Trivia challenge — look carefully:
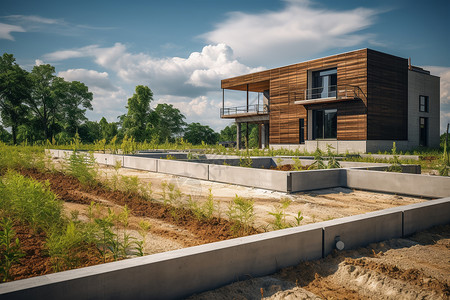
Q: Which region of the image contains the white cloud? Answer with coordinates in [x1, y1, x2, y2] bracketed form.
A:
[4, 15, 62, 25]
[44, 43, 264, 97]
[58, 68, 125, 122]
[202, 0, 380, 65]
[35, 59, 44, 66]
[0, 23, 25, 40]
[58, 68, 117, 91]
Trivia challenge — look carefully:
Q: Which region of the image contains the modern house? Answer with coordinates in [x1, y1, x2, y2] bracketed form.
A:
[220, 49, 440, 153]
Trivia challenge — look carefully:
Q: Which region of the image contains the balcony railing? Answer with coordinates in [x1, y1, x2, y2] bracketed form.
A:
[220, 104, 269, 117]
[291, 85, 365, 103]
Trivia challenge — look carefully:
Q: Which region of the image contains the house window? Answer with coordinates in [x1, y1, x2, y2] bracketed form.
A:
[419, 117, 428, 147]
[313, 109, 337, 139]
[419, 95, 429, 112]
[311, 68, 337, 99]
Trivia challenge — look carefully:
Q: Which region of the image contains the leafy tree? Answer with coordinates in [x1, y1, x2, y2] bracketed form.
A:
[0, 124, 12, 143]
[28, 64, 57, 141]
[184, 122, 219, 145]
[99, 117, 118, 142]
[219, 124, 237, 142]
[121, 85, 154, 142]
[56, 79, 93, 137]
[27, 64, 93, 141]
[78, 121, 101, 144]
[153, 103, 186, 142]
[0, 53, 31, 144]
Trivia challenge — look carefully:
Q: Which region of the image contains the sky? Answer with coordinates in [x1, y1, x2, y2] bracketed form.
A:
[1, 0, 449, 133]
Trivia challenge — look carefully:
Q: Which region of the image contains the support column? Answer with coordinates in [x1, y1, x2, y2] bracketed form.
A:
[246, 122, 249, 148]
[260, 124, 266, 148]
[236, 122, 242, 149]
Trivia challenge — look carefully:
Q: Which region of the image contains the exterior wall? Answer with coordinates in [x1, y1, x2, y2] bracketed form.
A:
[223, 49, 369, 145]
[223, 49, 439, 152]
[366, 49, 408, 140]
[407, 70, 440, 148]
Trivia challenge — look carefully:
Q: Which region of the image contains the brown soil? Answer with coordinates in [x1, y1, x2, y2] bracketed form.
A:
[3, 168, 258, 282]
[190, 225, 450, 299]
[270, 164, 311, 171]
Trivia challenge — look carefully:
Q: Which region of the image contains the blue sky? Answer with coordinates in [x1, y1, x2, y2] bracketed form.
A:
[1, 0, 449, 132]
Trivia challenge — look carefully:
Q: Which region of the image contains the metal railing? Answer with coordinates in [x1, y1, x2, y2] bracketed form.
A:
[220, 104, 269, 117]
[291, 85, 365, 102]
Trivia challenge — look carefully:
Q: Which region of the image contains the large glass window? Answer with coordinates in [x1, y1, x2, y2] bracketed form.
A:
[419, 95, 429, 112]
[419, 117, 428, 147]
[311, 68, 337, 99]
[313, 109, 337, 139]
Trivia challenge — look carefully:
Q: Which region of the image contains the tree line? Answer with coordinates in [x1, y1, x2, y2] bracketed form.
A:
[0, 52, 253, 146]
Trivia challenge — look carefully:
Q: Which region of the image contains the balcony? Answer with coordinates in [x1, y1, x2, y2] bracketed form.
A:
[292, 85, 365, 105]
[220, 104, 269, 119]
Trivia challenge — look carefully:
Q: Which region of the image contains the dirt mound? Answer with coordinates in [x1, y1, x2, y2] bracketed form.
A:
[192, 225, 450, 299]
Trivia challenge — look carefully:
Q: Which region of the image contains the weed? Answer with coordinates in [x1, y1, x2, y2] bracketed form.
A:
[269, 198, 292, 230]
[387, 142, 402, 172]
[0, 218, 24, 282]
[66, 151, 97, 186]
[292, 157, 303, 171]
[166, 155, 176, 160]
[0, 170, 63, 233]
[227, 195, 255, 236]
[134, 220, 151, 256]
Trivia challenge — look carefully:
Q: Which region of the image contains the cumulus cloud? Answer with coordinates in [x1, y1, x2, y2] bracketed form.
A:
[57, 68, 125, 122]
[58, 68, 117, 91]
[44, 43, 264, 97]
[202, 0, 380, 65]
[0, 23, 25, 40]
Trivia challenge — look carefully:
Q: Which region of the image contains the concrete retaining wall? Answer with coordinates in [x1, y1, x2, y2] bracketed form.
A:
[2, 198, 448, 299]
[290, 169, 345, 192]
[158, 159, 209, 180]
[321, 207, 403, 256]
[346, 169, 450, 198]
[46, 150, 444, 197]
[209, 164, 288, 192]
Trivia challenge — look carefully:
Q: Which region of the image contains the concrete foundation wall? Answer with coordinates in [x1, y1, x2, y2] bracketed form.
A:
[123, 156, 158, 172]
[346, 169, 450, 198]
[290, 169, 345, 192]
[2, 198, 448, 299]
[0, 225, 323, 300]
[209, 164, 288, 192]
[158, 159, 209, 180]
[321, 207, 403, 256]
[402, 198, 450, 236]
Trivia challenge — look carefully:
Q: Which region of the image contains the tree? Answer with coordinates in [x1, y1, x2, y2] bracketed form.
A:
[28, 64, 57, 140]
[99, 117, 118, 142]
[57, 79, 93, 137]
[122, 85, 154, 142]
[0, 124, 12, 143]
[0, 53, 31, 144]
[153, 103, 186, 142]
[27, 64, 93, 141]
[184, 122, 219, 145]
[219, 124, 237, 142]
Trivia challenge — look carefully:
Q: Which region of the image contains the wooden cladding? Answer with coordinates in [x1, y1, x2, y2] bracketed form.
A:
[366, 49, 408, 140]
[222, 48, 408, 144]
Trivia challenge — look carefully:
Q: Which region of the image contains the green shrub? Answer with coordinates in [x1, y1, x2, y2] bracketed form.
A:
[0, 170, 63, 233]
[66, 151, 98, 186]
[227, 195, 254, 236]
[0, 218, 24, 282]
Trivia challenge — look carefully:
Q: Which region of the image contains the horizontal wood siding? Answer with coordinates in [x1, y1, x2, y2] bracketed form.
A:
[266, 49, 367, 144]
[367, 49, 408, 140]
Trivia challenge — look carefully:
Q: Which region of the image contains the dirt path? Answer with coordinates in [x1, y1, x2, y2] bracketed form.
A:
[94, 163, 427, 230]
[189, 225, 450, 299]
